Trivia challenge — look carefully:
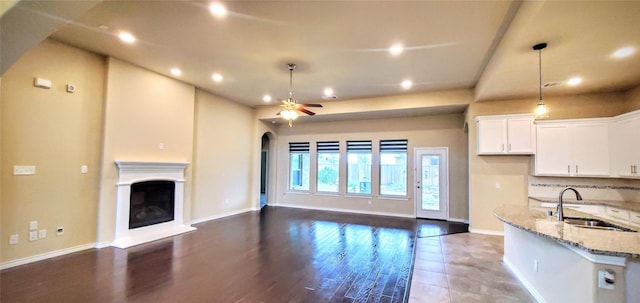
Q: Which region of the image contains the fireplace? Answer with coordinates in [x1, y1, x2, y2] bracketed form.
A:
[129, 181, 175, 229]
[112, 161, 196, 248]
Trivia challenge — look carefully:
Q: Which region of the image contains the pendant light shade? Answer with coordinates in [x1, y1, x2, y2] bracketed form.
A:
[533, 43, 549, 119]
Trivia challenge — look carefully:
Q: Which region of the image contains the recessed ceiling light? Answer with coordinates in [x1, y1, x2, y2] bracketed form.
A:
[263, 94, 272, 102]
[118, 31, 136, 44]
[613, 46, 635, 58]
[170, 68, 182, 76]
[389, 43, 403, 56]
[567, 77, 582, 86]
[323, 88, 334, 97]
[209, 2, 227, 17]
[211, 73, 223, 82]
[401, 80, 412, 89]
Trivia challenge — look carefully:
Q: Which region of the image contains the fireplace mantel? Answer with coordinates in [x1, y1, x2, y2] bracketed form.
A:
[112, 161, 195, 248]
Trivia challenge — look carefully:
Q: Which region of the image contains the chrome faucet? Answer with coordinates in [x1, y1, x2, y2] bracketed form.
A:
[557, 186, 583, 221]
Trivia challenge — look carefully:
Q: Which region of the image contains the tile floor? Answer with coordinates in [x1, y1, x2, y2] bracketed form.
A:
[408, 233, 535, 303]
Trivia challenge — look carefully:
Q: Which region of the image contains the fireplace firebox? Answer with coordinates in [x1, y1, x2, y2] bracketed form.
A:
[129, 180, 175, 229]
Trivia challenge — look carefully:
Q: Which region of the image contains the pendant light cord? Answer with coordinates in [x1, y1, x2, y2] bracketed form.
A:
[538, 48, 543, 101]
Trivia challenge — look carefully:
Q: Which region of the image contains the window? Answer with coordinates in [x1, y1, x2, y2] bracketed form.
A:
[379, 139, 408, 196]
[289, 142, 310, 190]
[347, 140, 372, 194]
[317, 141, 340, 193]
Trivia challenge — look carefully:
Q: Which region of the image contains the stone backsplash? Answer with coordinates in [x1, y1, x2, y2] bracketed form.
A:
[529, 176, 640, 202]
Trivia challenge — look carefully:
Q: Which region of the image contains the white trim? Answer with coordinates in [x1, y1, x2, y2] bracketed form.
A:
[560, 243, 627, 267]
[503, 256, 547, 303]
[95, 241, 112, 249]
[190, 208, 255, 225]
[1, 243, 96, 270]
[377, 195, 409, 201]
[469, 228, 504, 236]
[277, 203, 414, 218]
[448, 217, 469, 224]
[344, 194, 373, 199]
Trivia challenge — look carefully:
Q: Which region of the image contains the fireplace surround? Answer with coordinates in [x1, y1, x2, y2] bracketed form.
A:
[112, 161, 196, 248]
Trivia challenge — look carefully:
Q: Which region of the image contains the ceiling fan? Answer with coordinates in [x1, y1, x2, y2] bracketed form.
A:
[277, 63, 323, 127]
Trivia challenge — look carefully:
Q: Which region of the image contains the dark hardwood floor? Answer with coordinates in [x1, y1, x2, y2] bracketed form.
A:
[1, 207, 463, 303]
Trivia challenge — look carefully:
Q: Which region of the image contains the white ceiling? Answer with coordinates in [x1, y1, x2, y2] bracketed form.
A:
[2, 0, 640, 107]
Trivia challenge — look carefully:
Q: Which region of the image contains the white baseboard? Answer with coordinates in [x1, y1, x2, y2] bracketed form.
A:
[1, 243, 96, 270]
[276, 203, 415, 219]
[469, 228, 504, 236]
[448, 217, 469, 224]
[503, 256, 546, 303]
[95, 241, 112, 249]
[190, 208, 254, 225]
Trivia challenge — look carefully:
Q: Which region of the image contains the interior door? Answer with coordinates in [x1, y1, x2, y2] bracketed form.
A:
[415, 147, 448, 220]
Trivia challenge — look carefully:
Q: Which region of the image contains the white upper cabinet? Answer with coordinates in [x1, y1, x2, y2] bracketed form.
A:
[610, 111, 640, 178]
[476, 114, 535, 155]
[535, 119, 610, 177]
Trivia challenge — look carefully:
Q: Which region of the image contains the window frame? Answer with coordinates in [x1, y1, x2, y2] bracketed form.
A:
[288, 142, 310, 192]
[378, 139, 409, 198]
[346, 140, 373, 196]
[316, 141, 340, 194]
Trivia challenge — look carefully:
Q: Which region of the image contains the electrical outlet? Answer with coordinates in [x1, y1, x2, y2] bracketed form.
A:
[29, 220, 38, 231]
[13, 165, 36, 175]
[29, 231, 38, 241]
[39, 229, 47, 239]
[56, 226, 64, 236]
[9, 234, 19, 245]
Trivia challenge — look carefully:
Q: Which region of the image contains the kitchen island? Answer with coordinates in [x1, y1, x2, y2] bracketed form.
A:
[494, 205, 640, 303]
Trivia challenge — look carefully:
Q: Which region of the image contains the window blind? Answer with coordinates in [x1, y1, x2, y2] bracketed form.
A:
[289, 142, 310, 153]
[347, 140, 372, 152]
[380, 139, 408, 152]
[317, 141, 339, 152]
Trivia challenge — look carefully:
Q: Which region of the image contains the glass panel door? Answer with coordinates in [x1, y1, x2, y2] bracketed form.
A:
[416, 148, 448, 220]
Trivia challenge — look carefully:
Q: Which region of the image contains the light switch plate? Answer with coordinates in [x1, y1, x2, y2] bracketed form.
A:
[29, 231, 38, 241]
[9, 234, 19, 245]
[14, 166, 36, 175]
[29, 220, 38, 231]
[38, 229, 47, 239]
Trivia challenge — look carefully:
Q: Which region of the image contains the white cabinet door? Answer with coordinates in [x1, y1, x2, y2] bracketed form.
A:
[611, 114, 640, 178]
[536, 124, 571, 176]
[507, 117, 536, 153]
[535, 120, 610, 176]
[476, 114, 534, 155]
[477, 118, 506, 154]
[572, 123, 609, 176]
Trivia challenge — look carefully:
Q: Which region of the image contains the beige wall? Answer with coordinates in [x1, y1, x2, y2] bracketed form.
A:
[1, 40, 105, 262]
[273, 114, 468, 220]
[191, 89, 255, 220]
[97, 58, 195, 243]
[466, 92, 630, 232]
[625, 85, 640, 112]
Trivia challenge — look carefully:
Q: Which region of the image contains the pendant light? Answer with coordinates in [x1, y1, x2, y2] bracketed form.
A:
[533, 43, 549, 119]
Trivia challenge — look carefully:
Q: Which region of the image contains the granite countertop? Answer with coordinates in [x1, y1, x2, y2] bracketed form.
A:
[529, 196, 640, 213]
[494, 205, 640, 258]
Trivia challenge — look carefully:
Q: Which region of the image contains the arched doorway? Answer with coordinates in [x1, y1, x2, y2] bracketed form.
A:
[260, 133, 270, 208]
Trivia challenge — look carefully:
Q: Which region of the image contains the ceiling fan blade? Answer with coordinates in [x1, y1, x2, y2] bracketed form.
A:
[298, 108, 316, 116]
[299, 103, 323, 108]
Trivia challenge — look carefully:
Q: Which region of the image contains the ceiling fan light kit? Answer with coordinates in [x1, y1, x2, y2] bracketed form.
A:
[277, 63, 323, 127]
[533, 42, 549, 119]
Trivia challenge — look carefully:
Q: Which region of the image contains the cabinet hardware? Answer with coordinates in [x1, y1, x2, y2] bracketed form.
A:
[576, 165, 579, 174]
[508, 144, 511, 151]
[610, 209, 620, 213]
[567, 165, 570, 174]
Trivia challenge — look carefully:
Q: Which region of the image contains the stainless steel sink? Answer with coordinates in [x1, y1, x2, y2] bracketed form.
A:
[564, 217, 637, 232]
